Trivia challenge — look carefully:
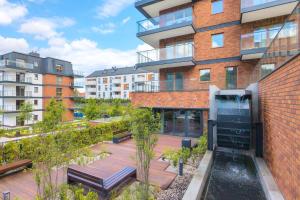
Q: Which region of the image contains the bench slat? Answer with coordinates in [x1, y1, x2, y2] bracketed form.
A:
[0, 159, 32, 175]
[104, 167, 135, 187]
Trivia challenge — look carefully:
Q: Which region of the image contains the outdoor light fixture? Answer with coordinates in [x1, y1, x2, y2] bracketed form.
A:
[3, 191, 10, 200]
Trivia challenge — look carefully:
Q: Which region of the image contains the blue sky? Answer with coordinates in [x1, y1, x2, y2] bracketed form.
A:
[0, 0, 151, 74]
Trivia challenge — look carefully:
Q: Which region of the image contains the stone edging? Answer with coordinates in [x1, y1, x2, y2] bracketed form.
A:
[182, 150, 213, 200]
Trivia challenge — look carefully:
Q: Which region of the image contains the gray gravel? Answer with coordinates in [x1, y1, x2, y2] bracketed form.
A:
[156, 157, 201, 200]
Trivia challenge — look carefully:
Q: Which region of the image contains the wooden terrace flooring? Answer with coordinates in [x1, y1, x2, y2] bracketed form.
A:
[0, 135, 182, 200]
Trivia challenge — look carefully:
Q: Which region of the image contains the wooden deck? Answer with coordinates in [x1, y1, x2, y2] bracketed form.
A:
[0, 135, 182, 200]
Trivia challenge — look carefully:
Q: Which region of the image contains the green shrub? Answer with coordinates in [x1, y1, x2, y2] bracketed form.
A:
[0, 119, 130, 165]
[191, 134, 208, 161]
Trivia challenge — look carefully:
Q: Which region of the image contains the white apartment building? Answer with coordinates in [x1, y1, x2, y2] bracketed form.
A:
[0, 52, 83, 128]
[85, 67, 158, 99]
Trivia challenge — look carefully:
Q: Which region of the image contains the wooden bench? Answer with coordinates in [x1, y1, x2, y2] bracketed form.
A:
[112, 131, 132, 144]
[0, 159, 32, 176]
[67, 166, 136, 192]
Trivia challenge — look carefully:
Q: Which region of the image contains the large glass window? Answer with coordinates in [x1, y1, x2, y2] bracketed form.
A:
[225, 67, 237, 89]
[175, 73, 183, 91]
[261, 64, 275, 77]
[212, 33, 224, 48]
[254, 28, 267, 48]
[200, 69, 211, 81]
[212, 0, 223, 14]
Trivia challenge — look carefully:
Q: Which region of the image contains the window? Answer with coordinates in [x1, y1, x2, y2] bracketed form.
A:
[254, 28, 266, 48]
[34, 74, 38, 80]
[212, 0, 223, 14]
[34, 115, 38, 121]
[34, 100, 38, 105]
[124, 92, 127, 98]
[105, 85, 108, 91]
[98, 85, 101, 91]
[56, 88, 62, 97]
[33, 61, 38, 68]
[200, 69, 211, 81]
[103, 78, 108, 84]
[261, 64, 275, 77]
[124, 84, 129, 90]
[225, 67, 237, 89]
[212, 33, 224, 48]
[34, 87, 39, 93]
[55, 64, 63, 72]
[123, 76, 127, 82]
[56, 76, 63, 85]
[103, 92, 105, 98]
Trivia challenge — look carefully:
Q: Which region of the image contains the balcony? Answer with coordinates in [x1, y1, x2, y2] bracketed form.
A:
[241, 0, 298, 23]
[72, 70, 84, 77]
[70, 81, 84, 88]
[136, 42, 195, 70]
[2, 105, 21, 112]
[112, 78, 122, 84]
[137, 7, 195, 48]
[0, 76, 32, 84]
[135, 0, 195, 18]
[0, 59, 34, 71]
[0, 90, 33, 98]
[130, 79, 209, 109]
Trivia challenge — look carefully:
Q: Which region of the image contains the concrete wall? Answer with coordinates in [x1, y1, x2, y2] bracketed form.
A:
[258, 55, 300, 200]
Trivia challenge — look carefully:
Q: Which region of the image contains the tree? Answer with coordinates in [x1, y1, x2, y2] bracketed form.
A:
[41, 98, 65, 132]
[19, 102, 33, 125]
[130, 108, 160, 200]
[82, 99, 100, 120]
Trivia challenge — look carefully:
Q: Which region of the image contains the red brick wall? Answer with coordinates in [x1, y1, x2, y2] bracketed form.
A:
[130, 90, 209, 109]
[258, 55, 300, 200]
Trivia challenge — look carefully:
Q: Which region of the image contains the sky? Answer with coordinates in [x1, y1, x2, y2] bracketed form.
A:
[0, 0, 152, 75]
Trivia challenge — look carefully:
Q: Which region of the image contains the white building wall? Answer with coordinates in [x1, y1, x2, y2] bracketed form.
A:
[0, 71, 44, 127]
[85, 72, 158, 99]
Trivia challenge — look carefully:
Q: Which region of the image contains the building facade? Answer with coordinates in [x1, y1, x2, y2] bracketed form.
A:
[0, 52, 84, 127]
[131, 0, 298, 137]
[85, 67, 158, 99]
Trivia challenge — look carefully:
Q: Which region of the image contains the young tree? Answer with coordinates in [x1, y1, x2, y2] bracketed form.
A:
[19, 102, 33, 125]
[82, 99, 100, 120]
[130, 108, 160, 200]
[41, 98, 65, 132]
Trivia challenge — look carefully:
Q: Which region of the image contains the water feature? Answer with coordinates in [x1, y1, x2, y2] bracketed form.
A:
[201, 151, 266, 200]
[216, 94, 252, 150]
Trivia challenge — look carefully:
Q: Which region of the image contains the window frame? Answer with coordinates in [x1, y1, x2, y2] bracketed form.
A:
[212, 0, 224, 15]
[211, 33, 224, 48]
[200, 69, 211, 82]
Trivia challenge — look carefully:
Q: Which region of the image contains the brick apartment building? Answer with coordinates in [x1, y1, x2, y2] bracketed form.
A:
[0, 52, 84, 127]
[86, 67, 158, 99]
[131, 0, 299, 199]
[131, 0, 298, 136]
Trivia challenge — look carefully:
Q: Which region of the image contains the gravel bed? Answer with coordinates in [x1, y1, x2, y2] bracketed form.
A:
[156, 155, 203, 200]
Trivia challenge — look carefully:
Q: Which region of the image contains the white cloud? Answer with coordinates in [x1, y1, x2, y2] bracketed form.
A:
[92, 23, 116, 35]
[0, 35, 29, 54]
[19, 17, 75, 40]
[122, 16, 131, 25]
[27, 0, 45, 3]
[39, 38, 137, 75]
[96, 0, 135, 19]
[0, 0, 27, 25]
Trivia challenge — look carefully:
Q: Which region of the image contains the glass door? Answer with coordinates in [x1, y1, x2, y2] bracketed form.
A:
[175, 73, 183, 91]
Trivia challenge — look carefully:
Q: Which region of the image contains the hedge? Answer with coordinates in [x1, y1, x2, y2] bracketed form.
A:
[0, 119, 130, 165]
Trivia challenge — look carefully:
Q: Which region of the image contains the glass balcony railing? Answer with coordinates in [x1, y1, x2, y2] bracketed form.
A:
[73, 70, 84, 77]
[0, 75, 32, 83]
[241, 0, 282, 10]
[137, 42, 194, 64]
[241, 27, 281, 51]
[137, 7, 193, 33]
[133, 79, 209, 93]
[2, 105, 21, 112]
[70, 82, 84, 88]
[0, 90, 33, 97]
[0, 59, 34, 70]
[249, 2, 299, 81]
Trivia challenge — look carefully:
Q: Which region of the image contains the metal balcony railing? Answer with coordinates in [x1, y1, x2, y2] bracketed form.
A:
[133, 79, 209, 93]
[0, 75, 32, 83]
[241, 0, 283, 9]
[137, 7, 193, 33]
[0, 59, 34, 70]
[0, 90, 33, 97]
[137, 42, 194, 64]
